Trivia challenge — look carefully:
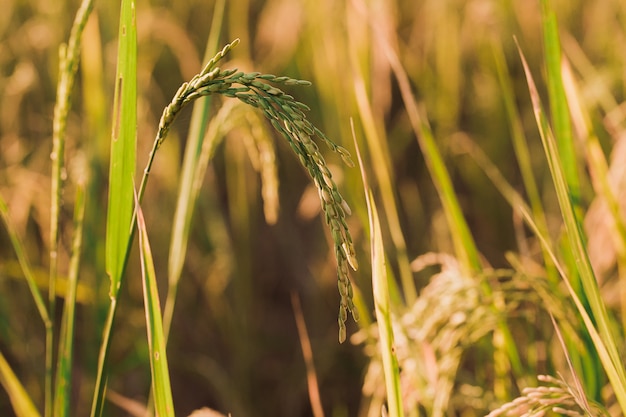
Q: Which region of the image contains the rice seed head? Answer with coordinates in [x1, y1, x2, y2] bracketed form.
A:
[148, 39, 358, 342]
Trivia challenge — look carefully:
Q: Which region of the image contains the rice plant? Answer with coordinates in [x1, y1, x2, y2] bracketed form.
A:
[2, 0, 626, 416]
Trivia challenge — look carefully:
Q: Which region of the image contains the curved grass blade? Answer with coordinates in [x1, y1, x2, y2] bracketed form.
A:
[136, 195, 175, 417]
[0, 351, 40, 417]
[516, 193, 626, 416]
[517, 40, 626, 413]
[368, 194, 403, 417]
[353, 121, 404, 416]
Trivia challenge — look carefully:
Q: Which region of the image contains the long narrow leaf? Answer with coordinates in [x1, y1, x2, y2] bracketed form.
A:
[136, 198, 175, 417]
[353, 121, 404, 416]
[350, 46, 416, 304]
[540, 0, 581, 212]
[517, 40, 626, 413]
[49, 1, 94, 414]
[93, 1, 137, 415]
[517, 190, 626, 415]
[105, 0, 137, 298]
[368, 189, 404, 417]
[0, 351, 40, 417]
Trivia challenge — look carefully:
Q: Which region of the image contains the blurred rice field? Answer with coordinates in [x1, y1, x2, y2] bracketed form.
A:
[1, 0, 626, 416]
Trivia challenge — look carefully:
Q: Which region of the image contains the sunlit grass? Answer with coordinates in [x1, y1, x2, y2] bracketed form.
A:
[1, 0, 626, 416]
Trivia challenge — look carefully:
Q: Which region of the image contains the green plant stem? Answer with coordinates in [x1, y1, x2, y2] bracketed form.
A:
[49, 1, 94, 415]
[54, 182, 86, 417]
[353, 123, 404, 417]
[90, 299, 116, 417]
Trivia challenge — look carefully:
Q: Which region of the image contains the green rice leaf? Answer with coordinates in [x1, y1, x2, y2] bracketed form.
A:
[354, 122, 404, 416]
[368, 190, 404, 417]
[540, 0, 581, 213]
[136, 197, 175, 417]
[93, 1, 137, 415]
[105, 0, 137, 298]
[517, 40, 626, 414]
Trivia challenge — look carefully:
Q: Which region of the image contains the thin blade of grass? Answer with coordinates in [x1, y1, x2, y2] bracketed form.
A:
[368, 191, 403, 417]
[0, 351, 40, 417]
[164, 0, 226, 340]
[562, 57, 626, 333]
[351, 0, 481, 274]
[538, 11, 597, 388]
[0, 196, 51, 329]
[540, 3, 604, 396]
[136, 195, 175, 417]
[291, 293, 324, 417]
[353, 121, 404, 417]
[491, 40, 558, 280]
[49, 2, 94, 414]
[53, 180, 86, 417]
[349, 36, 416, 304]
[518, 193, 626, 415]
[540, 0, 581, 214]
[517, 40, 626, 413]
[93, 1, 137, 415]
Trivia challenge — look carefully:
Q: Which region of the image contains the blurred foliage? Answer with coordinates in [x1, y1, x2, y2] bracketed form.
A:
[1, 0, 626, 416]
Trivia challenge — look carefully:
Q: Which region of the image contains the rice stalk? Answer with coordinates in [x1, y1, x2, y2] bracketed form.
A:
[352, 118, 404, 416]
[49, 1, 94, 415]
[486, 375, 608, 417]
[53, 161, 87, 417]
[354, 254, 497, 416]
[139, 38, 358, 341]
